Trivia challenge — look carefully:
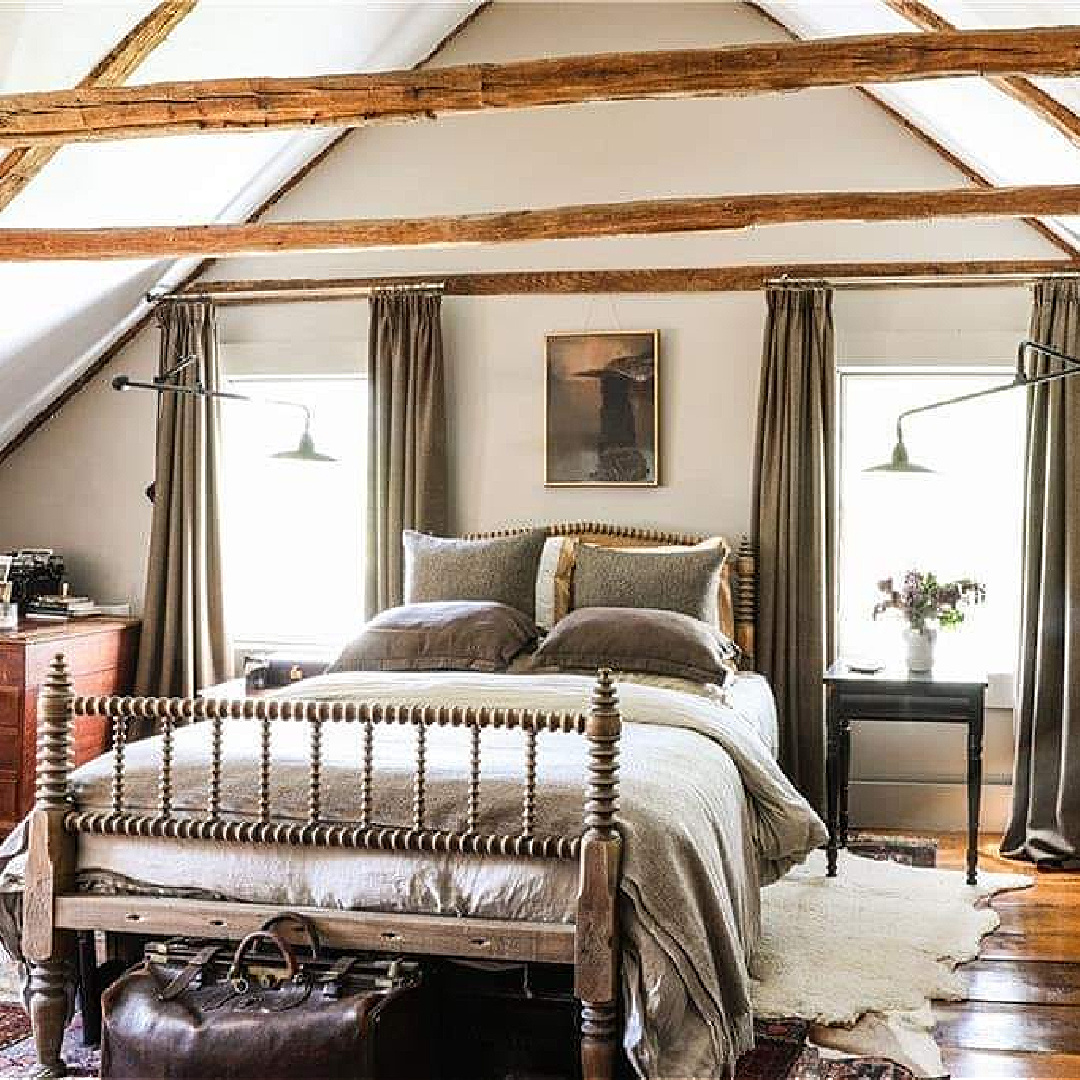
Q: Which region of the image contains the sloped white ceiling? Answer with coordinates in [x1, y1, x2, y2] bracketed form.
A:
[0, 0, 477, 450]
[760, 1, 1080, 243]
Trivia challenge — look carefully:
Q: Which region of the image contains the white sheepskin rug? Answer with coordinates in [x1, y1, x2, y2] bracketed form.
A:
[750, 848, 1031, 1076]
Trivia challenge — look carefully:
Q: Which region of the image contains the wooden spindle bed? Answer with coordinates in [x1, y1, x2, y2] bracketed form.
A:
[21, 523, 757, 1079]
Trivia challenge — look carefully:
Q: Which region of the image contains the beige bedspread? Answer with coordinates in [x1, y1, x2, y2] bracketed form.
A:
[0, 670, 824, 1078]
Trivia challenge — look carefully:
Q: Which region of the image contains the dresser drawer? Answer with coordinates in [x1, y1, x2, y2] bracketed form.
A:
[0, 688, 22, 728]
[0, 779, 22, 826]
[0, 650, 23, 686]
[0, 727, 20, 772]
[833, 690, 978, 722]
[26, 630, 135, 683]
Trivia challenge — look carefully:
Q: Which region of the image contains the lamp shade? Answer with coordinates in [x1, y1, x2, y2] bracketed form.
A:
[271, 424, 337, 463]
[864, 437, 934, 475]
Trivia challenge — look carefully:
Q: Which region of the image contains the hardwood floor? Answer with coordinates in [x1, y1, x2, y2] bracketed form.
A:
[931, 833, 1080, 1078]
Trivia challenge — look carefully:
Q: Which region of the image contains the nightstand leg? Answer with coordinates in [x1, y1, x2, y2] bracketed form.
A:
[839, 718, 851, 848]
[966, 706, 985, 886]
[825, 690, 840, 876]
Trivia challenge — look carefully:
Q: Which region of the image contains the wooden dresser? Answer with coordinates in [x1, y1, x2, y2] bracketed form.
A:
[0, 616, 140, 833]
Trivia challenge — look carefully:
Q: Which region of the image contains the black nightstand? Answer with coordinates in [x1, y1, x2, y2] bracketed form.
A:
[823, 660, 988, 885]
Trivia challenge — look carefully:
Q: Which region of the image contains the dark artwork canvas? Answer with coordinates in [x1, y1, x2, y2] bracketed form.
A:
[545, 331, 659, 486]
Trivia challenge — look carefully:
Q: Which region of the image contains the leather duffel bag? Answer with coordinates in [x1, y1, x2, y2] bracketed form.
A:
[100, 913, 433, 1080]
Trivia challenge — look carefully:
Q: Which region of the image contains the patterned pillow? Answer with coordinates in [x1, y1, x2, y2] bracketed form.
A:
[403, 529, 547, 619]
[571, 541, 726, 624]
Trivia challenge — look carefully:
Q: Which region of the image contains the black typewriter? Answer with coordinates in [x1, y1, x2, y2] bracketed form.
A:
[5, 549, 65, 607]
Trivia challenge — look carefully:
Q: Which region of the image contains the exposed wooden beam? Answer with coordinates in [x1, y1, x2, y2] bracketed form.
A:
[4, 184, 1080, 260]
[884, 0, 1080, 155]
[3, 26, 1080, 147]
[0, 1, 195, 213]
[167, 261, 1080, 301]
[745, 2, 1080, 259]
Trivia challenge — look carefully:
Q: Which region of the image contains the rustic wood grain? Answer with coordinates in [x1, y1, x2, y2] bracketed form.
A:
[162, 260, 1080, 302]
[55, 895, 576, 964]
[0, 1, 195, 213]
[5, 184, 1080, 260]
[3, 27, 1080, 146]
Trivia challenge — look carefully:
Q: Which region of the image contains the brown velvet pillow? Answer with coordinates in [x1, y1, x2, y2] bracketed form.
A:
[531, 607, 736, 684]
[329, 602, 539, 674]
[403, 529, 547, 619]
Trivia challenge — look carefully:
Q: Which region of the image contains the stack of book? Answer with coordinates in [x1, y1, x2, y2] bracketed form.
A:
[25, 594, 96, 621]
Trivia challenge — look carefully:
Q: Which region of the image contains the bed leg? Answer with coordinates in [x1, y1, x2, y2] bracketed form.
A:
[576, 669, 623, 1080]
[28, 960, 71, 1078]
[23, 655, 76, 1078]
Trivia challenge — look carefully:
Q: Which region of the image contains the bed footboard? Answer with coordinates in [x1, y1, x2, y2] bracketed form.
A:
[23, 656, 623, 1080]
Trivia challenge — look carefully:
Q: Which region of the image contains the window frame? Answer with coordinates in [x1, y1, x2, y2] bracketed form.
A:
[835, 364, 1025, 706]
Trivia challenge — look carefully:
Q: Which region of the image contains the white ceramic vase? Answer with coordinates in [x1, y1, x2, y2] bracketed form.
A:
[903, 623, 938, 672]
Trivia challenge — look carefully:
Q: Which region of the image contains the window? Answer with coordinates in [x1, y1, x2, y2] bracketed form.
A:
[837, 370, 1025, 679]
[221, 375, 366, 649]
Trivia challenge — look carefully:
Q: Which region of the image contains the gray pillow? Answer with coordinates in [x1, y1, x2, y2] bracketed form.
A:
[403, 529, 547, 618]
[531, 607, 735, 684]
[572, 542, 726, 623]
[330, 602, 538, 674]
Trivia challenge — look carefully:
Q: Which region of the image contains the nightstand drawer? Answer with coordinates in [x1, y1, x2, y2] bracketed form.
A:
[835, 690, 977, 721]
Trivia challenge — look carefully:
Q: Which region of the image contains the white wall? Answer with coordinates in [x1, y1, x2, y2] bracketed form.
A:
[0, 1, 1058, 830]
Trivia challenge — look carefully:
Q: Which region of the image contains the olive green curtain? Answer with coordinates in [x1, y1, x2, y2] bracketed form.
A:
[135, 300, 230, 701]
[753, 286, 836, 815]
[1002, 279, 1080, 864]
[365, 289, 449, 617]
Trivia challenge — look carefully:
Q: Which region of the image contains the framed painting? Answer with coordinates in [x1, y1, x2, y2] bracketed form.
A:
[544, 330, 659, 487]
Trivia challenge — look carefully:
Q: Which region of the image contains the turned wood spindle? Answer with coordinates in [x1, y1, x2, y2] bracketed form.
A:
[359, 719, 373, 829]
[159, 713, 173, 816]
[208, 714, 222, 819]
[413, 717, 426, 832]
[577, 667, 623, 1080]
[467, 723, 481, 833]
[309, 717, 322, 825]
[523, 722, 537, 838]
[258, 716, 271, 823]
[111, 712, 127, 814]
[26, 654, 77, 1080]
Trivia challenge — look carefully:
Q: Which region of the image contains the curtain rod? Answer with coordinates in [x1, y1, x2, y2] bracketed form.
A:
[144, 268, 1080, 304]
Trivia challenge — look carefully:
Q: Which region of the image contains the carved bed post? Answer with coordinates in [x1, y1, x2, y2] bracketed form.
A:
[735, 536, 757, 670]
[24, 654, 76, 1079]
[576, 668, 623, 1080]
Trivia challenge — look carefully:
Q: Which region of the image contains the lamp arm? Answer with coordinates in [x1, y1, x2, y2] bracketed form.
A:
[893, 338, 1080, 444]
[111, 375, 312, 427]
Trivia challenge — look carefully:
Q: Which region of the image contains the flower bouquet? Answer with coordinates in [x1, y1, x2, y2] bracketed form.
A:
[873, 570, 985, 671]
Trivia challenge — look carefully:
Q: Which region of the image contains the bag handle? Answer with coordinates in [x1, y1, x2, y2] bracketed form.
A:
[227, 929, 299, 986]
[259, 912, 322, 961]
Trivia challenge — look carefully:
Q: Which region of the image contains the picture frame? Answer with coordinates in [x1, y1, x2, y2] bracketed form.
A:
[544, 330, 659, 487]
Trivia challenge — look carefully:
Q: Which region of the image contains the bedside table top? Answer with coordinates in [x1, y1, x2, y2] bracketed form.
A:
[825, 659, 987, 689]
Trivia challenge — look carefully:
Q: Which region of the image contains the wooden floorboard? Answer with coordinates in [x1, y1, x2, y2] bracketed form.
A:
[914, 832, 1080, 1075]
[942, 1047, 1080, 1079]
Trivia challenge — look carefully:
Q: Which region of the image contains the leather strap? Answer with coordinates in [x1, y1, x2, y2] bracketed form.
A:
[227, 929, 299, 985]
[260, 912, 323, 962]
[159, 944, 222, 1002]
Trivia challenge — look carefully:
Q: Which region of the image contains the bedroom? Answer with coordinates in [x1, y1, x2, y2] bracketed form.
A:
[0, 1, 1076, 1077]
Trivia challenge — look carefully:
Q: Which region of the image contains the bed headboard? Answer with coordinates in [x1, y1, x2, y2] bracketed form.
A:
[472, 522, 757, 669]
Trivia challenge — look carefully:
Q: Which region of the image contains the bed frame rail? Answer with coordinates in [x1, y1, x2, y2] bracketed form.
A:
[23, 657, 624, 1080]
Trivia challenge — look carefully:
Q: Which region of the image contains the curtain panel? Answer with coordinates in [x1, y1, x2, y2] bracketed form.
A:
[135, 300, 230, 704]
[365, 289, 449, 617]
[753, 286, 836, 815]
[1002, 279, 1080, 864]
